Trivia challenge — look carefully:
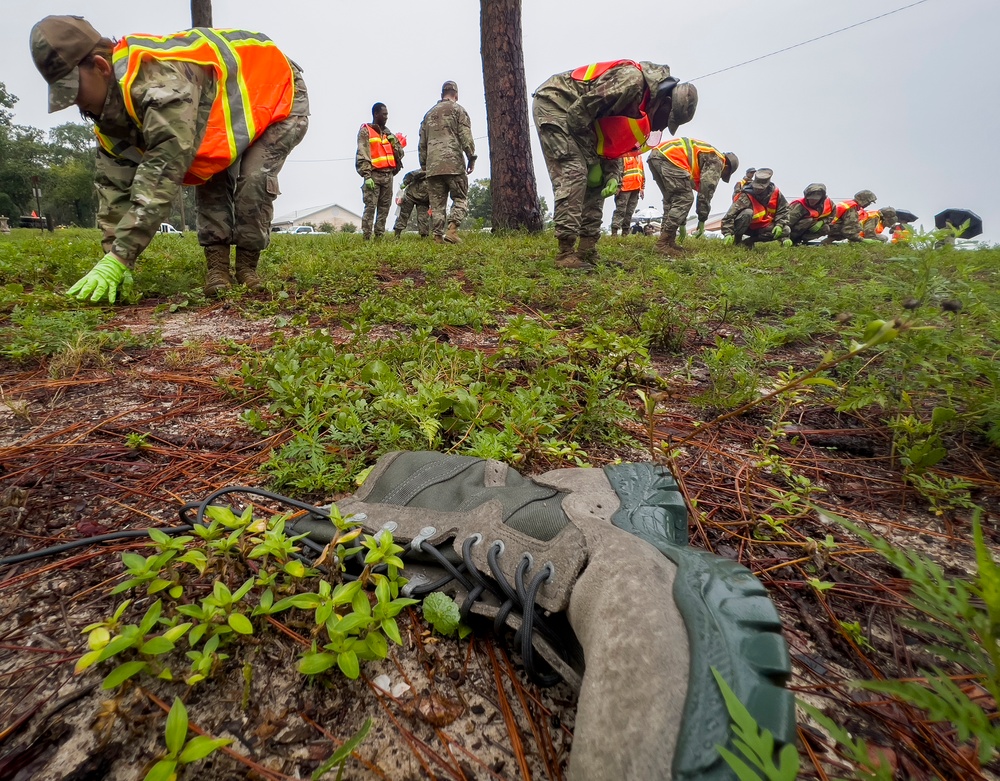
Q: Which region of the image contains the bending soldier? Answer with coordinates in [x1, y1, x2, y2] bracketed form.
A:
[825, 189, 877, 243]
[860, 206, 897, 242]
[722, 169, 791, 247]
[787, 183, 835, 244]
[646, 137, 737, 257]
[30, 15, 309, 301]
[393, 169, 431, 238]
[532, 59, 697, 269]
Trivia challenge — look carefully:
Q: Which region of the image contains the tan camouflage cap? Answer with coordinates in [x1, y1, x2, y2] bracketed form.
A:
[441, 80, 458, 95]
[804, 182, 827, 197]
[666, 82, 697, 135]
[880, 206, 897, 225]
[30, 15, 101, 113]
[854, 189, 877, 207]
[752, 168, 774, 185]
[721, 152, 739, 183]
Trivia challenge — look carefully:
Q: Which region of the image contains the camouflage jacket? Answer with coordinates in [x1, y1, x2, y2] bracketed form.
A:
[418, 99, 476, 177]
[92, 56, 308, 266]
[531, 61, 673, 160]
[356, 122, 404, 179]
[833, 204, 863, 240]
[648, 145, 724, 222]
[722, 185, 790, 235]
[401, 169, 429, 203]
[787, 199, 831, 229]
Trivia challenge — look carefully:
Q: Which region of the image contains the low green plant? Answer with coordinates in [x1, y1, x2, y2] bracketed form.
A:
[799, 702, 893, 781]
[143, 697, 231, 781]
[311, 718, 372, 781]
[422, 592, 472, 639]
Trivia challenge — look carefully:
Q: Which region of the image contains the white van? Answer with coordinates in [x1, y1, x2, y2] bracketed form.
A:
[159, 223, 183, 235]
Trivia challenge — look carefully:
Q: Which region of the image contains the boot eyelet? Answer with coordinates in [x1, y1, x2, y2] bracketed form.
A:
[467, 533, 483, 546]
[521, 552, 535, 571]
[491, 540, 505, 556]
[543, 562, 555, 583]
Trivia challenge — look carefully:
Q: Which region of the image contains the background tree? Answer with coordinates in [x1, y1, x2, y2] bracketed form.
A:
[191, 0, 213, 27]
[479, 0, 542, 233]
[464, 178, 493, 228]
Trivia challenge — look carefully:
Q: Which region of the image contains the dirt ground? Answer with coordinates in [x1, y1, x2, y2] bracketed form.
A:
[1, 301, 998, 780]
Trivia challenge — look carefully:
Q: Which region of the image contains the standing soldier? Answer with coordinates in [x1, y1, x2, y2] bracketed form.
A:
[722, 168, 791, 247]
[393, 169, 431, 238]
[787, 183, 835, 244]
[646, 137, 737, 257]
[357, 102, 404, 241]
[824, 190, 877, 243]
[532, 60, 698, 269]
[610, 153, 645, 236]
[860, 206, 897, 242]
[30, 15, 309, 301]
[418, 81, 476, 244]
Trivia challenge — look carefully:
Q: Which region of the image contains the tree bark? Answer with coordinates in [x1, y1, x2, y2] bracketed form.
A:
[479, 0, 542, 232]
[191, 0, 213, 27]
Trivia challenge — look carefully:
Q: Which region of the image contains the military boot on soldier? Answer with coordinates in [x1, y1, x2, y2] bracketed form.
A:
[203, 244, 232, 297]
[290, 451, 794, 781]
[235, 248, 264, 290]
[554, 236, 594, 270]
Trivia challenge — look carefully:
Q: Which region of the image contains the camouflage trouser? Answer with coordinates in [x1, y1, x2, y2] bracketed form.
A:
[648, 157, 693, 237]
[826, 217, 862, 242]
[393, 193, 430, 236]
[610, 189, 641, 232]
[196, 114, 309, 252]
[789, 217, 829, 244]
[427, 174, 469, 237]
[729, 210, 782, 245]
[534, 114, 616, 241]
[362, 169, 396, 239]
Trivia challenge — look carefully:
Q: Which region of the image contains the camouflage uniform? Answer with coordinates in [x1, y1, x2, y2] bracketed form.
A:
[418, 98, 476, 238]
[826, 205, 865, 243]
[647, 141, 726, 239]
[92, 58, 309, 266]
[393, 169, 430, 236]
[860, 208, 896, 242]
[723, 185, 790, 245]
[356, 122, 404, 239]
[787, 201, 830, 244]
[531, 62, 675, 242]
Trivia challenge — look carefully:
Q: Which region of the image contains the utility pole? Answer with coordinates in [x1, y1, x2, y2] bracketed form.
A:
[191, 0, 212, 27]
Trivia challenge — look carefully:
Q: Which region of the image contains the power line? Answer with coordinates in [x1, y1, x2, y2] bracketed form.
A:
[690, 0, 933, 82]
[289, 135, 491, 164]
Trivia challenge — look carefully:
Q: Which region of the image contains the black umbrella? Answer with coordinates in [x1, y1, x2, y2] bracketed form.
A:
[934, 208, 983, 239]
[895, 209, 918, 224]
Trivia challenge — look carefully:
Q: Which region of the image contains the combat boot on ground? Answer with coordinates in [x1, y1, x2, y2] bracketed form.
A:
[290, 451, 794, 781]
[554, 236, 593, 270]
[234, 248, 263, 291]
[576, 235, 606, 266]
[444, 223, 463, 244]
[655, 231, 687, 259]
[203, 244, 232, 297]
[394, 228, 403, 238]
[433, 235, 445, 245]
[610, 226, 619, 237]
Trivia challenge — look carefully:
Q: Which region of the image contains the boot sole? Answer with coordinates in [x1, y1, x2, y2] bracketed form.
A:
[604, 463, 794, 779]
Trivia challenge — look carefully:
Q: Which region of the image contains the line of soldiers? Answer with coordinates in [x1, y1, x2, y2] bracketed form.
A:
[356, 81, 476, 244]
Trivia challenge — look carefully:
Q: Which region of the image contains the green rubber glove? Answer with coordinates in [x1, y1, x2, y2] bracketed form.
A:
[693, 221, 706, 238]
[600, 178, 619, 198]
[772, 225, 784, 238]
[781, 238, 793, 248]
[809, 220, 825, 233]
[587, 163, 603, 188]
[722, 235, 735, 246]
[67, 253, 133, 304]
[364, 178, 376, 190]
[861, 238, 880, 245]
[678, 223, 687, 241]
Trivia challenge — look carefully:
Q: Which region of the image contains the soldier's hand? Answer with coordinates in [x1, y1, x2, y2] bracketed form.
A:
[772, 225, 784, 238]
[781, 238, 793, 248]
[364, 178, 376, 190]
[722, 235, 735, 246]
[678, 223, 687, 242]
[693, 220, 706, 238]
[467, 159, 475, 174]
[600, 178, 619, 198]
[587, 163, 603, 188]
[67, 253, 133, 304]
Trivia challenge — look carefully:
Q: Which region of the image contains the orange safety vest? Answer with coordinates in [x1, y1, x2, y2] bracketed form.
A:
[105, 28, 295, 185]
[748, 189, 781, 229]
[833, 200, 859, 223]
[862, 210, 885, 234]
[791, 196, 834, 220]
[365, 125, 397, 170]
[653, 137, 725, 191]
[571, 60, 651, 159]
[621, 155, 645, 192]
[891, 225, 911, 243]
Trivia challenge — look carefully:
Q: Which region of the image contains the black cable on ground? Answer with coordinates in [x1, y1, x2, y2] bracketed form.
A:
[0, 525, 194, 568]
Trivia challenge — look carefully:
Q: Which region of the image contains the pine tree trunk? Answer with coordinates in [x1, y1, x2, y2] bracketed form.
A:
[191, 0, 213, 27]
[480, 0, 542, 232]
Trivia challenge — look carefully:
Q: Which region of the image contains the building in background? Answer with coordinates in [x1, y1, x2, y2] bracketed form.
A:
[272, 204, 363, 232]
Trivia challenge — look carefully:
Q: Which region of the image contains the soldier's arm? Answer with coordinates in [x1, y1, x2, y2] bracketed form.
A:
[841, 209, 863, 241]
[695, 156, 723, 221]
[418, 118, 428, 170]
[458, 106, 476, 167]
[387, 125, 404, 172]
[94, 151, 138, 258]
[108, 60, 204, 266]
[356, 124, 372, 178]
[786, 202, 805, 228]
[721, 195, 746, 235]
[565, 67, 647, 156]
[774, 192, 790, 229]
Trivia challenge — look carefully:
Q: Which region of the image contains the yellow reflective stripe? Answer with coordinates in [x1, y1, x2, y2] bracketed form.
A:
[594, 122, 607, 156]
[196, 30, 240, 164]
[627, 119, 645, 145]
[583, 63, 599, 80]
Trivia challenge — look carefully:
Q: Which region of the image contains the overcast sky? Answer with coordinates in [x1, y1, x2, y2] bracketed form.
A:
[2, 0, 998, 241]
